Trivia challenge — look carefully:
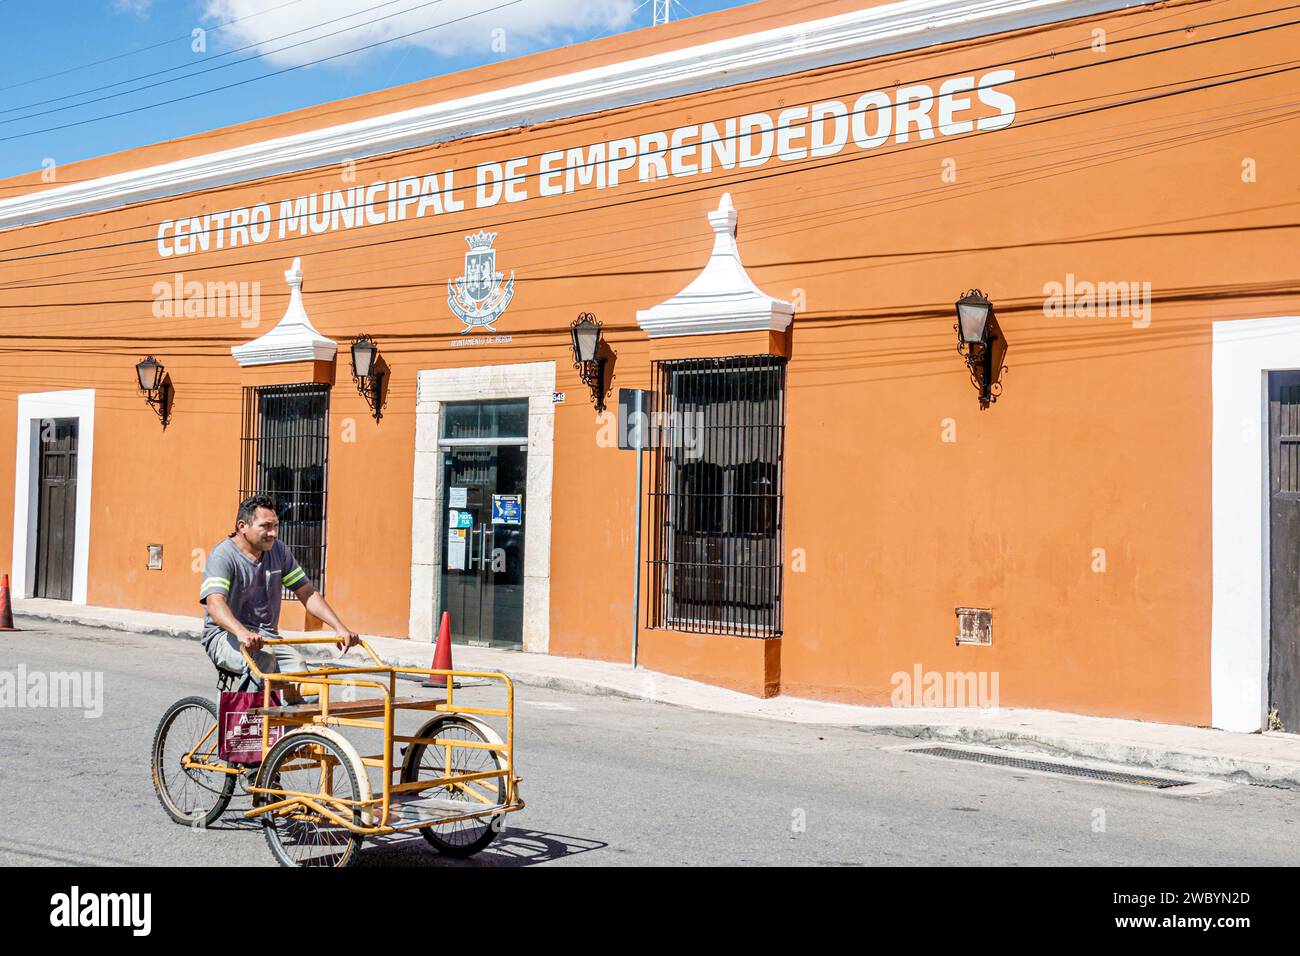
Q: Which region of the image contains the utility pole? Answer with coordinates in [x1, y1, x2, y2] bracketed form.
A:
[653, 0, 671, 26]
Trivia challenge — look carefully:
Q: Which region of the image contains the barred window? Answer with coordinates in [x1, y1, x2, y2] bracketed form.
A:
[648, 355, 786, 635]
[240, 384, 330, 593]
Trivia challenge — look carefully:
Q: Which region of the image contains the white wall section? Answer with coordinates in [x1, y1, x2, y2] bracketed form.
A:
[12, 389, 95, 604]
[1210, 316, 1300, 732]
[410, 362, 555, 652]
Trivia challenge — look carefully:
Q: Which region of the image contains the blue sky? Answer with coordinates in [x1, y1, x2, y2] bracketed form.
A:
[0, 0, 753, 181]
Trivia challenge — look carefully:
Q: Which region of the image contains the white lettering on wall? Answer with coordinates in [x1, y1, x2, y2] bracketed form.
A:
[155, 72, 1018, 258]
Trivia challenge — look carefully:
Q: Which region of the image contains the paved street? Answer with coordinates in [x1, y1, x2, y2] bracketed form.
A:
[1, 620, 1298, 867]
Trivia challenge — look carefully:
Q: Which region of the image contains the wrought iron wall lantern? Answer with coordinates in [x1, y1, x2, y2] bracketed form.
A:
[350, 333, 386, 422]
[954, 290, 1008, 408]
[570, 313, 608, 413]
[134, 355, 173, 428]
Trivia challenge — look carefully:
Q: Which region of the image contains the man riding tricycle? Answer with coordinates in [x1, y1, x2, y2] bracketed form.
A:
[149, 495, 524, 866]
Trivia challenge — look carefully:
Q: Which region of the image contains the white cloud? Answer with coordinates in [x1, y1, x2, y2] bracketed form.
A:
[114, 0, 155, 14]
[203, 0, 639, 64]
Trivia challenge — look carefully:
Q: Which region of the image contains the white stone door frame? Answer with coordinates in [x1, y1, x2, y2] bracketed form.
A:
[1211, 316, 1300, 732]
[11, 389, 96, 604]
[409, 362, 554, 652]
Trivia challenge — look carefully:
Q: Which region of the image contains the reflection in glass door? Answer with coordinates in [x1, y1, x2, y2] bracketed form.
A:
[439, 400, 527, 648]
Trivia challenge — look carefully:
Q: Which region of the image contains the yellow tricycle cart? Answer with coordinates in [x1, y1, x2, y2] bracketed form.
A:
[150, 637, 524, 867]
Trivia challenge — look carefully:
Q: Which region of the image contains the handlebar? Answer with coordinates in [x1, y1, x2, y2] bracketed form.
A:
[238, 635, 383, 680]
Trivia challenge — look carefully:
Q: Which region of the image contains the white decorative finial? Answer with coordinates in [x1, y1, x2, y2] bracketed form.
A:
[707, 192, 738, 236]
[635, 191, 792, 339]
[230, 255, 335, 367]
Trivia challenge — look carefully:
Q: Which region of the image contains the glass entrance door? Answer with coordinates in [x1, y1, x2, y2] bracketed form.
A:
[439, 401, 528, 648]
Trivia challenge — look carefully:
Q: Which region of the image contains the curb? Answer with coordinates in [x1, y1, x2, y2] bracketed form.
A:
[292, 640, 653, 702]
[17, 609, 1300, 790]
[865, 723, 1300, 790]
[303, 634, 1300, 789]
[15, 611, 203, 643]
[14, 610, 642, 701]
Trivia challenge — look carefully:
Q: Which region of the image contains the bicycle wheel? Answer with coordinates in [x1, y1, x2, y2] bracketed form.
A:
[151, 696, 236, 827]
[400, 716, 506, 857]
[257, 731, 365, 868]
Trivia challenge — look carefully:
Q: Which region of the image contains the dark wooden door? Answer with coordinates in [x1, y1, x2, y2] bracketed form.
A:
[35, 418, 78, 601]
[1268, 373, 1300, 729]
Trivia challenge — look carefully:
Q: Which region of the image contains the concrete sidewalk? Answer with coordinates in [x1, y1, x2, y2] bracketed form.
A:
[14, 597, 1300, 789]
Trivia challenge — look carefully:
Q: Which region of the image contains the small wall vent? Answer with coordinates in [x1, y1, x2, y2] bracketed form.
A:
[955, 607, 991, 645]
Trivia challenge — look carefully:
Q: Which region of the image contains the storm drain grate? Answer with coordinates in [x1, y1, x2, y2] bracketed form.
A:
[909, 746, 1193, 789]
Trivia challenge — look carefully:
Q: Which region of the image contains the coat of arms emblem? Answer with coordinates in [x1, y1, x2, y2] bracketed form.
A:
[447, 230, 515, 333]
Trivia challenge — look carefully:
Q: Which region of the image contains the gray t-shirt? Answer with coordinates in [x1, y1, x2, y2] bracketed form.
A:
[199, 537, 308, 647]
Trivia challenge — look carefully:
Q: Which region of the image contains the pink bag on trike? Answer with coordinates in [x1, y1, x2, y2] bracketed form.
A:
[218, 688, 284, 765]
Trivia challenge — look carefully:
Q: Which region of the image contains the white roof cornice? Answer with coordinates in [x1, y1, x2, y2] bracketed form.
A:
[0, 0, 1143, 232]
[637, 193, 793, 338]
[231, 258, 337, 367]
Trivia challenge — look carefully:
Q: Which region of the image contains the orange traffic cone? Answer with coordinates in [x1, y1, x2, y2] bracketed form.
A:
[0, 573, 17, 631]
[422, 611, 457, 689]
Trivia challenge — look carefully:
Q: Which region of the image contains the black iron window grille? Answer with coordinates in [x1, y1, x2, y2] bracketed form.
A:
[240, 383, 330, 594]
[647, 355, 786, 636]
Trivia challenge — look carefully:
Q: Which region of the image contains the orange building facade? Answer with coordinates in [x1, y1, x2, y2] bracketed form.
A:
[2, 0, 1298, 732]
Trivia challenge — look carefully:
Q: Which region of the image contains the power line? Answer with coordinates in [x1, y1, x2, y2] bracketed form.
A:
[0, 0, 525, 143]
[0, 0, 460, 121]
[1, 8, 1296, 275]
[3, 0, 1290, 251]
[0, 0, 1214, 196]
[3, 0, 1275, 137]
[1, 56, 1296, 321]
[7, 74, 1289, 321]
[0, 0, 309, 94]
[17, 61, 1294, 303]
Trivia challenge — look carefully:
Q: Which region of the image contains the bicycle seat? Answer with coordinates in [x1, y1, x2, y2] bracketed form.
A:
[214, 662, 245, 692]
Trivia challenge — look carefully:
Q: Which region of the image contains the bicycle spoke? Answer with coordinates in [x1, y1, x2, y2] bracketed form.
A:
[154, 701, 232, 823]
[261, 737, 360, 867]
[409, 722, 505, 849]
